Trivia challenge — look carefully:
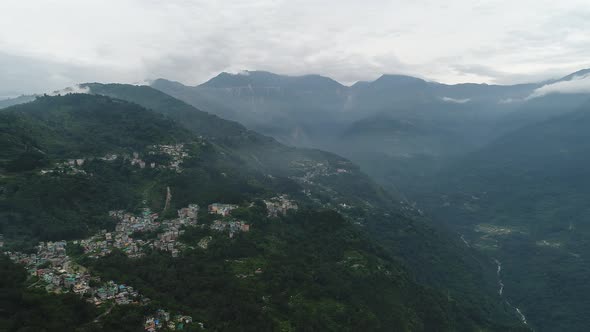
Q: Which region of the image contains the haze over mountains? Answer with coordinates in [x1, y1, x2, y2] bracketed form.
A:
[424, 101, 590, 331]
[4, 0, 590, 330]
[1, 84, 532, 331]
[2, 67, 590, 331]
[147, 68, 590, 331]
[151, 69, 590, 195]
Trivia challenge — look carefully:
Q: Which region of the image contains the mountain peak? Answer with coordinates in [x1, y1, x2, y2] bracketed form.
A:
[358, 74, 430, 92]
[199, 70, 344, 90]
[199, 71, 262, 88]
[375, 74, 427, 84]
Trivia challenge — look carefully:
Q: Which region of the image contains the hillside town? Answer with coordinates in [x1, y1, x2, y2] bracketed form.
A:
[3, 200, 204, 331]
[39, 143, 190, 176]
[3, 194, 303, 330]
[7, 242, 196, 330]
[81, 204, 200, 258]
[5, 241, 148, 307]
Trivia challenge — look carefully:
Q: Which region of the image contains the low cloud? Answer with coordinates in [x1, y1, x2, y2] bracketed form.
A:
[498, 98, 521, 104]
[527, 73, 590, 99]
[0, 51, 138, 96]
[441, 96, 470, 104]
[49, 85, 91, 96]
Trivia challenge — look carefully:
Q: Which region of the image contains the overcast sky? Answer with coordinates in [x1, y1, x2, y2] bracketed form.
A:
[1, 0, 590, 95]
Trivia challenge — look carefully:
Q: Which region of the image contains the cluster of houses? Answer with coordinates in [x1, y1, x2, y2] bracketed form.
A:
[289, 160, 330, 184]
[3, 193, 304, 328]
[79, 209, 160, 259]
[210, 219, 250, 238]
[290, 159, 353, 185]
[144, 309, 196, 331]
[208, 203, 239, 217]
[5, 241, 147, 307]
[130, 144, 189, 173]
[91, 280, 144, 306]
[79, 229, 145, 259]
[264, 195, 298, 217]
[149, 144, 189, 173]
[39, 158, 87, 175]
[112, 208, 161, 233]
[3, 190, 312, 330]
[178, 204, 200, 219]
[39, 143, 190, 177]
[81, 205, 199, 259]
[6, 241, 200, 328]
[207, 203, 251, 238]
[150, 220, 185, 258]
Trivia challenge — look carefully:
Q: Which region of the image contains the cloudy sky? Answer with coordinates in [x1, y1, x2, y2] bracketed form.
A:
[1, 0, 590, 95]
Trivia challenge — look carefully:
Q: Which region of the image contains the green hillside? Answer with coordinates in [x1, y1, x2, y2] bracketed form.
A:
[0, 92, 528, 330]
[422, 101, 590, 331]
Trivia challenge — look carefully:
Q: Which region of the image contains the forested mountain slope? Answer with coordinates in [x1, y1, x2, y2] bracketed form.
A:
[0, 93, 528, 331]
[150, 70, 590, 201]
[421, 100, 590, 331]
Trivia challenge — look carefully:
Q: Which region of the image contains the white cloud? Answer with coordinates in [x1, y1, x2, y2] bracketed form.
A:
[441, 97, 471, 104]
[527, 74, 590, 99]
[49, 85, 91, 96]
[498, 98, 521, 104]
[0, 0, 590, 94]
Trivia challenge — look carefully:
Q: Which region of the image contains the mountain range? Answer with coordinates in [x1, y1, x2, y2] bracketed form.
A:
[147, 68, 590, 331]
[151, 69, 590, 196]
[0, 86, 528, 331]
[3, 67, 590, 330]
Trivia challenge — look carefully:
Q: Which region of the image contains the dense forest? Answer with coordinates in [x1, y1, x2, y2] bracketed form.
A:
[417, 101, 590, 331]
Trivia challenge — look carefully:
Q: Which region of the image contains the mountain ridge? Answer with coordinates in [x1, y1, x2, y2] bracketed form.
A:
[0, 91, 528, 331]
[199, 70, 346, 91]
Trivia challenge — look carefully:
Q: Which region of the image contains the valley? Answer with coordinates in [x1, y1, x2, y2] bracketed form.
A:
[145, 69, 590, 331]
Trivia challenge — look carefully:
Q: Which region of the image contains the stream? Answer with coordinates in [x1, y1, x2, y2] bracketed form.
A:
[494, 259, 531, 328]
[494, 259, 504, 295]
[457, 234, 532, 329]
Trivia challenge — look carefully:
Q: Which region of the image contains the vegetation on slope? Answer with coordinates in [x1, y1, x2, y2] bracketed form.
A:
[0, 93, 528, 330]
[421, 102, 590, 331]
